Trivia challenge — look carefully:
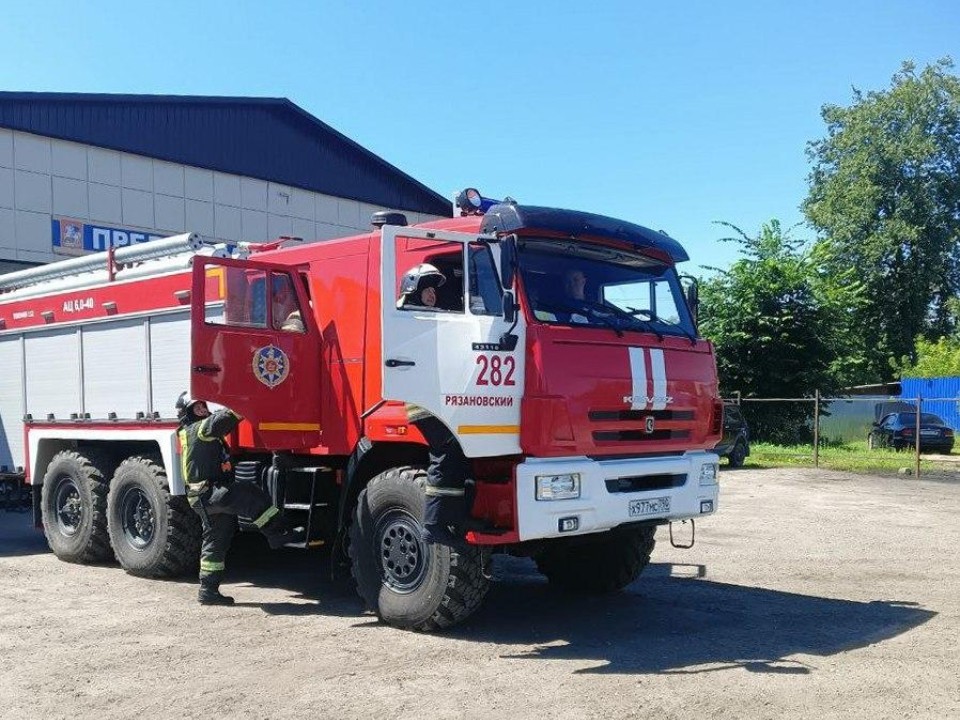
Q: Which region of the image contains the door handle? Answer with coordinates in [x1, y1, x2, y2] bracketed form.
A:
[385, 359, 416, 368]
[192, 364, 222, 374]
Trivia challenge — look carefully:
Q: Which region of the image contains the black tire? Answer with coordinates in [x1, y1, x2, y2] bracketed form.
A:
[348, 466, 490, 632]
[536, 525, 657, 593]
[41, 449, 115, 564]
[107, 456, 201, 578]
[728, 439, 747, 468]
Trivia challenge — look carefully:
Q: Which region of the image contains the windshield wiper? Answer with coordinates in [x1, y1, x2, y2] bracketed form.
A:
[534, 300, 624, 338]
[626, 306, 698, 345]
[577, 300, 665, 340]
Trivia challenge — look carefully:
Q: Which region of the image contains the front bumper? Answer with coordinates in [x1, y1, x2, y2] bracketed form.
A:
[515, 451, 719, 541]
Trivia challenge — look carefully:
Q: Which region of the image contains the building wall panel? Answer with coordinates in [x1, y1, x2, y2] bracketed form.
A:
[0, 166, 12, 208]
[155, 194, 185, 233]
[13, 133, 50, 173]
[89, 182, 122, 224]
[0, 128, 443, 266]
[121, 154, 153, 191]
[88, 146, 121, 185]
[52, 176, 88, 217]
[14, 170, 51, 213]
[51, 140, 87, 180]
[0, 208, 14, 250]
[0, 128, 12, 168]
[121, 187, 154, 227]
[153, 161, 184, 197]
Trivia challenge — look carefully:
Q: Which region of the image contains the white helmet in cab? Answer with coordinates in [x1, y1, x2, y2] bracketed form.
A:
[397, 263, 446, 307]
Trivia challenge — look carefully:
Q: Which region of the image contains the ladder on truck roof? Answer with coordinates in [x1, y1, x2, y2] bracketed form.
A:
[0, 233, 222, 298]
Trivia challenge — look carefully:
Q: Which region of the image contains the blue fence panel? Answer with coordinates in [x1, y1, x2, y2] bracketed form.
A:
[900, 377, 960, 431]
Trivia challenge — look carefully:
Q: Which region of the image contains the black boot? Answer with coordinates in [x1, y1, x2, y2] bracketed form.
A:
[421, 493, 468, 549]
[262, 514, 307, 549]
[198, 585, 234, 606]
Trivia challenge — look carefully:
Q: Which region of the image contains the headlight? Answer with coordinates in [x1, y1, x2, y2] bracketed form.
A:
[535, 473, 581, 500]
[699, 463, 718, 486]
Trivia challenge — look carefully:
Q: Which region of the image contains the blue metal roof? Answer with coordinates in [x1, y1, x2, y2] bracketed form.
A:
[0, 92, 450, 216]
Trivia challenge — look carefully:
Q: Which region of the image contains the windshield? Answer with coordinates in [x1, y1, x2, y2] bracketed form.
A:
[899, 413, 944, 425]
[516, 239, 696, 337]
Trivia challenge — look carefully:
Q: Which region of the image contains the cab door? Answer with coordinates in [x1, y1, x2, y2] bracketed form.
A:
[380, 225, 524, 457]
[191, 256, 321, 449]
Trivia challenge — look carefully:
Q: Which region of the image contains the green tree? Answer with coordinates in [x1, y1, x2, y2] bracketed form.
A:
[899, 336, 960, 378]
[699, 221, 864, 443]
[804, 58, 960, 381]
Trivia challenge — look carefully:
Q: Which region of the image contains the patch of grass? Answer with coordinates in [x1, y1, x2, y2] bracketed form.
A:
[746, 441, 958, 474]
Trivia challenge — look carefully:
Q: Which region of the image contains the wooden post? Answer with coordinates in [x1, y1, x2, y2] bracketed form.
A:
[813, 390, 820, 468]
[915, 396, 922, 479]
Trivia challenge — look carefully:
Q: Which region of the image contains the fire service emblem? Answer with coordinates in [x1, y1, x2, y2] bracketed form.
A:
[253, 345, 290, 388]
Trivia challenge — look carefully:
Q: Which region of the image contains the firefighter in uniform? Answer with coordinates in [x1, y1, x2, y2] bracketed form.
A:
[397, 264, 471, 547]
[176, 392, 305, 605]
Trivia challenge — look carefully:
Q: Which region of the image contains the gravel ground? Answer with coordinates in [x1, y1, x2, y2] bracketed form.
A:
[2, 467, 959, 720]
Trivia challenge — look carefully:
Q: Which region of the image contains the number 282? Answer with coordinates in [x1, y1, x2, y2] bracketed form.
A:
[475, 354, 516, 386]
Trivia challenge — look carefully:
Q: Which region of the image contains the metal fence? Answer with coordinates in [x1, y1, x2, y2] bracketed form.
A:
[723, 393, 960, 479]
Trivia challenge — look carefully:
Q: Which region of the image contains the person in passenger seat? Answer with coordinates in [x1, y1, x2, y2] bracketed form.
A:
[396, 263, 447, 310]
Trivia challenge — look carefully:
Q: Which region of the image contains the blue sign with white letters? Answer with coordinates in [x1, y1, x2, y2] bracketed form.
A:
[51, 217, 165, 256]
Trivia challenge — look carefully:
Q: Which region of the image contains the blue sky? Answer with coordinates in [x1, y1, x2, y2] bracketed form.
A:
[2, 0, 957, 272]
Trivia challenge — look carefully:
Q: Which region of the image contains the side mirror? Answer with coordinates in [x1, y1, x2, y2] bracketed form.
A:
[680, 274, 699, 325]
[502, 290, 517, 324]
[499, 234, 517, 289]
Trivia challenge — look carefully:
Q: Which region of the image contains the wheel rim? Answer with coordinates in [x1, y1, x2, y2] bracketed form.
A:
[119, 486, 155, 550]
[376, 509, 428, 593]
[54, 476, 83, 536]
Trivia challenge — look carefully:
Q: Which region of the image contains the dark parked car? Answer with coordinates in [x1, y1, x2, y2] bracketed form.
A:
[868, 412, 955, 453]
[715, 403, 750, 467]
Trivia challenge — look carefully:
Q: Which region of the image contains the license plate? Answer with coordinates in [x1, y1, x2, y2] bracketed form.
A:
[629, 496, 671, 517]
[921, 430, 939, 437]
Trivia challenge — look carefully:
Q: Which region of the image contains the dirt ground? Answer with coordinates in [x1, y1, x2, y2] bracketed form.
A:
[2, 467, 959, 720]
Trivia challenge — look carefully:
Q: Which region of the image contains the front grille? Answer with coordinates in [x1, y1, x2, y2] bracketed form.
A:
[589, 406, 696, 444]
[594, 429, 691, 442]
[605, 473, 687, 493]
[589, 409, 695, 422]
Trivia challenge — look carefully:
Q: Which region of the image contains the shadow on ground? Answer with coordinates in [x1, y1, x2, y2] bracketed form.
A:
[3, 514, 934, 675]
[460, 557, 935, 675]
[0, 510, 47, 557]
[221, 537, 935, 676]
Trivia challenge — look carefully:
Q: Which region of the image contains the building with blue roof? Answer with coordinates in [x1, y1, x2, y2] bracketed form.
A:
[0, 92, 451, 272]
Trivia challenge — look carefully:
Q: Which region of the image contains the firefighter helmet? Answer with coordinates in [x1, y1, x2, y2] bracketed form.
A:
[397, 263, 446, 307]
[175, 391, 204, 420]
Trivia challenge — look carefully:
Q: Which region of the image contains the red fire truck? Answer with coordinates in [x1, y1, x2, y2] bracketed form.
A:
[0, 189, 721, 631]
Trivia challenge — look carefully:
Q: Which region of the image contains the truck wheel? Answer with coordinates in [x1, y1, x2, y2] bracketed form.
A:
[107, 456, 201, 578]
[536, 525, 657, 593]
[728, 439, 747, 468]
[348, 466, 490, 632]
[41, 450, 114, 564]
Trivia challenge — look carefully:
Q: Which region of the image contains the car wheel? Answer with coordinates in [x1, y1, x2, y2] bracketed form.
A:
[729, 439, 747, 468]
[348, 466, 490, 632]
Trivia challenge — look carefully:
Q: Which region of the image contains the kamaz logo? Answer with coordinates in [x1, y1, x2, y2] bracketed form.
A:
[623, 395, 673, 406]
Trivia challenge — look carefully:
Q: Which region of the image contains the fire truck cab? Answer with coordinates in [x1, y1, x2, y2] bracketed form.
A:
[0, 189, 721, 632]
